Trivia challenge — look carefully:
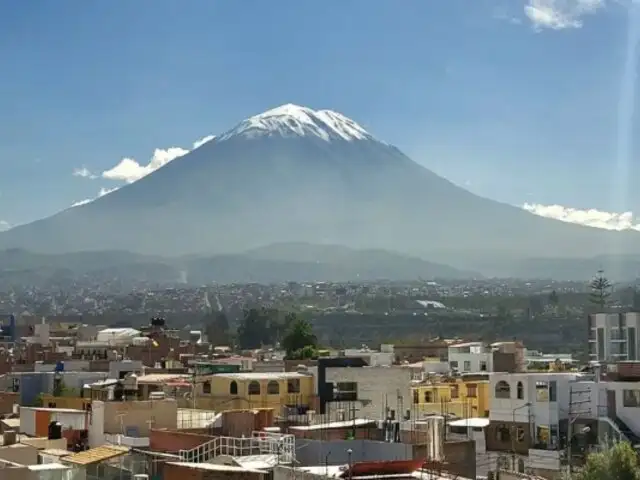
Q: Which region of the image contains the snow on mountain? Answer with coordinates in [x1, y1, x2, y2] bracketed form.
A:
[217, 103, 380, 143]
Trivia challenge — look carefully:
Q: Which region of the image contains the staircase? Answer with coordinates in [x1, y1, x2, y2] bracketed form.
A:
[613, 417, 640, 447]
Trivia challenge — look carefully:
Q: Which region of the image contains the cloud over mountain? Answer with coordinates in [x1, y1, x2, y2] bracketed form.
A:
[523, 202, 640, 230]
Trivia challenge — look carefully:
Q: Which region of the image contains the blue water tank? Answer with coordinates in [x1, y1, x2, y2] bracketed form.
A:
[54, 361, 64, 372]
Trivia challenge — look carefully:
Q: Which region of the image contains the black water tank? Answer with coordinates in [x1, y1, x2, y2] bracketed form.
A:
[48, 421, 62, 440]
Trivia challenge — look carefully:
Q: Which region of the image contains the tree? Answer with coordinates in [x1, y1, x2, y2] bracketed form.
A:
[590, 270, 612, 310]
[549, 290, 559, 306]
[204, 311, 231, 346]
[282, 314, 317, 358]
[573, 441, 640, 480]
[236, 307, 280, 349]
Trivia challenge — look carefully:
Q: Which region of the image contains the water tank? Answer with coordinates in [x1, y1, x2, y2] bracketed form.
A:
[48, 421, 62, 440]
[423, 416, 444, 462]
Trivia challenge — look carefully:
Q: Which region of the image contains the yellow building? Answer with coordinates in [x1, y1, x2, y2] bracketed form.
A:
[412, 379, 489, 418]
[197, 372, 316, 411]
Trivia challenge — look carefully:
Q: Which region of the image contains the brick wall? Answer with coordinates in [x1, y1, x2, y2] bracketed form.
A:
[150, 429, 214, 453]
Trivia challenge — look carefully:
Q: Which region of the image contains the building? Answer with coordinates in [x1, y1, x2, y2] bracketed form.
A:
[487, 371, 584, 476]
[315, 357, 413, 421]
[412, 376, 490, 418]
[448, 342, 492, 373]
[198, 371, 315, 411]
[588, 312, 640, 362]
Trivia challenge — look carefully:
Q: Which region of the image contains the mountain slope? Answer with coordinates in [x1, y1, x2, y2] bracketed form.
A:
[1, 104, 638, 272]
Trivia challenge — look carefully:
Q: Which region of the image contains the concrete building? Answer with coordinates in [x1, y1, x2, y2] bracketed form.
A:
[588, 312, 640, 362]
[412, 376, 490, 418]
[197, 371, 315, 411]
[448, 342, 492, 373]
[487, 372, 585, 475]
[315, 357, 413, 421]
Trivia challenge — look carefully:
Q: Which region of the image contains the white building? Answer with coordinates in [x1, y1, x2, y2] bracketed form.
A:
[588, 312, 640, 362]
[489, 372, 584, 473]
[448, 342, 492, 373]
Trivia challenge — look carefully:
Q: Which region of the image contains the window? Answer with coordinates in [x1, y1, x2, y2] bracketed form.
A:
[549, 381, 557, 402]
[334, 382, 358, 401]
[516, 427, 525, 443]
[535, 382, 549, 402]
[450, 361, 459, 369]
[480, 361, 487, 371]
[518, 459, 525, 473]
[597, 327, 606, 361]
[463, 361, 471, 372]
[413, 390, 419, 404]
[451, 385, 459, 399]
[287, 379, 300, 393]
[248, 381, 261, 395]
[495, 380, 511, 399]
[202, 381, 211, 394]
[467, 383, 477, 398]
[496, 424, 511, 442]
[424, 391, 434, 403]
[536, 425, 549, 446]
[623, 389, 640, 407]
[629, 327, 637, 361]
[267, 380, 280, 395]
[229, 381, 238, 395]
[517, 381, 524, 399]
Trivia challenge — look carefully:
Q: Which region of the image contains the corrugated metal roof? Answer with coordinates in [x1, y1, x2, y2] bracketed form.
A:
[63, 445, 129, 465]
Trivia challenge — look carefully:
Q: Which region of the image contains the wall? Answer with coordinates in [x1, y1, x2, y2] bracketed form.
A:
[103, 399, 178, 435]
[0, 393, 18, 414]
[441, 440, 476, 480]
[39, 396, 91, 411]
[324, 366, 412, 420]
[448, 351, 492, 374]
[163, 463, 264, 480]
[413, 380, 489, 418]
[294, 439, 411, 466]
[205, 373, 315, 411]
[150, 430, 214, 453]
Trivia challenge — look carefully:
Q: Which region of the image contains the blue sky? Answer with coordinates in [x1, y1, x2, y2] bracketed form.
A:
[1, 0, 638, 230]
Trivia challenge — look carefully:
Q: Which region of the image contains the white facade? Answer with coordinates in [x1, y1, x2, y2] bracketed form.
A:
[570, 379, 640, 436]
[323, 366, 413, 421]
[448, 342, 492, 373]
[342, 349, 394, 367]
[588, 312, 640, 362]
[489, 372, 586, 474]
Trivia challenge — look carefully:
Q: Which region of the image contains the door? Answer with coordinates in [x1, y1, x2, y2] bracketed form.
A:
[607, 389, 617, 419]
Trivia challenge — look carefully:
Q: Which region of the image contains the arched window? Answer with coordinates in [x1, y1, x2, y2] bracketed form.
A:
[495, 380, 511, 399]
[267, 381, 280, 395]
[248, 381, 261, 395]
[202, 381, 211, 394]
[413, 390, 419, 404]
[229, 381, 238, 395]
[517, 381, 524, 399]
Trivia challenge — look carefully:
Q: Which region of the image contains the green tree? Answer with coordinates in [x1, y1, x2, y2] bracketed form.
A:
[573, 441, 640, 480]
[549, 290, 559, 306]
[204, 311, 231, 346]
[236, 307, 280, 349]
[282, 314, 317, 358]
[590, 270, 612, 310]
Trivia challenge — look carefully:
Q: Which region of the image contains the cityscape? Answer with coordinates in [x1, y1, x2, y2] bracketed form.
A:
[2, 1, 640, 480]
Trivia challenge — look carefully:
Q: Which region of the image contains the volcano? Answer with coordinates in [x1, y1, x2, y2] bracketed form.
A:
[1, 103, 637, 273]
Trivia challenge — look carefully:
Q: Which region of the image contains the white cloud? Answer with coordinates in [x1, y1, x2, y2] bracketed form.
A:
[523, 202, 640, 230]
[73, 167, 97, 179]
[101, 134, 216, 184]
[71, 186, 120, 208]
[193, 134, 216, 149]
[0, 220, 10, 231]
[524, 0, 605, 30]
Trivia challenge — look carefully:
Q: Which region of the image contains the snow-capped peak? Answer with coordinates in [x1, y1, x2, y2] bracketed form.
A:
[217, 103, 379, 143]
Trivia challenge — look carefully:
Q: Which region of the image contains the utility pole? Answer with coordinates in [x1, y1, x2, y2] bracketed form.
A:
[566, 384, 592, 476]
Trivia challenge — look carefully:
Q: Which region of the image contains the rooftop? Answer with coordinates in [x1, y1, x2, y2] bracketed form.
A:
[215, 372, 309, 380]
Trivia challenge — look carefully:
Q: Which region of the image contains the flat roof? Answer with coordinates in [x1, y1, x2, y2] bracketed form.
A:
[215, 372, 308, 380]
[449, 418, 490, 428]
[289, 418, 377, 431]
[166, 462, 267, 474]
